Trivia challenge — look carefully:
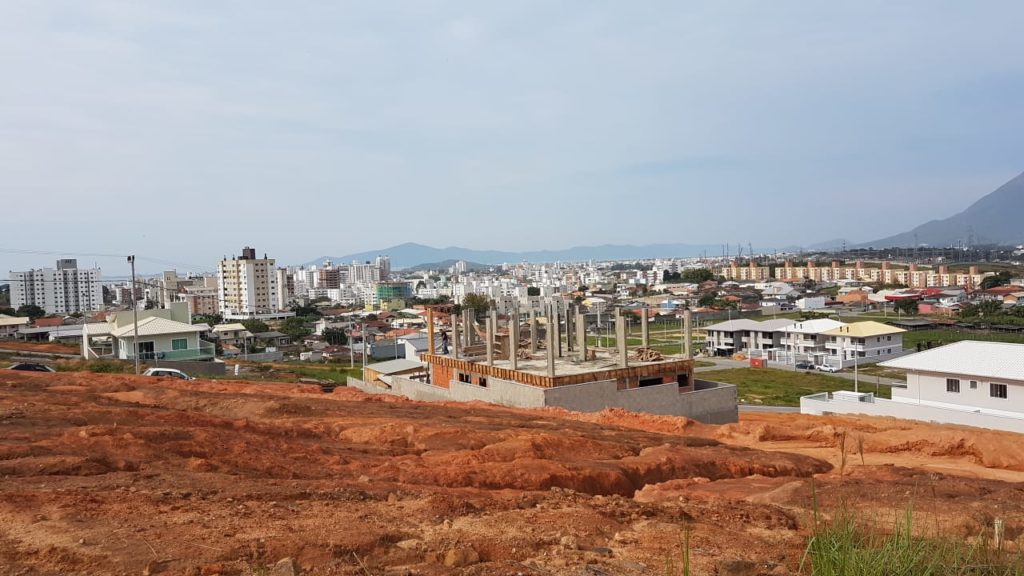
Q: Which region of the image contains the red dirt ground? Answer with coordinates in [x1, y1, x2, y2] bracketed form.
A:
[0, 341, 79, 355]
[2, 371, 1024, 575]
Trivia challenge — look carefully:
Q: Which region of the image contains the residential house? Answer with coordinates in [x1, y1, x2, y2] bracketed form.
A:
[821, 321, 906, 368]
[0, 315, 31, 339]
[81, 302, 214, 361]
[211, 323, 254, 349]
[703, 319, 796, 357]
[802, 341, 1024, 434]
[795, 296, 827, 310]
[778, 319, 847, 365]
[252, 331, 291, 348]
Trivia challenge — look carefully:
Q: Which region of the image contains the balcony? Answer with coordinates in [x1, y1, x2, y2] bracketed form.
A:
[127, 341, 217, 361]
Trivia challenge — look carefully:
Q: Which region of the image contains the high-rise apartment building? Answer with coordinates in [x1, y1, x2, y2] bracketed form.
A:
[217, 247, 282, 319]
[9, 259, 103, 315]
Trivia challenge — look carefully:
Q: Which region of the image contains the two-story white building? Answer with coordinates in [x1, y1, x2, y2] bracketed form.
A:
[821, 321, 907, 368]
[778, 319, 846, 365]
[704, 318, 796, 357]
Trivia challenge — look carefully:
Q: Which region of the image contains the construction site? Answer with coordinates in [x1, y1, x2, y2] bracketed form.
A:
[350, 306, 737, 424]
[3, 369, 1024, 574]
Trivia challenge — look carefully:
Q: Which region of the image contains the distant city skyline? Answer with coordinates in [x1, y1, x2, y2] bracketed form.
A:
[3, 2, 1023, 276]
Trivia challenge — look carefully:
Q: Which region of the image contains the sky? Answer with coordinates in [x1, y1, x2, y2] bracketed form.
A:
[2, 1, 1023, 277]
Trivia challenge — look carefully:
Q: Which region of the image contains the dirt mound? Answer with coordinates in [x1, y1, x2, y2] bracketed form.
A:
[720, 413, 1024, 473]
[2, 369, 1024, 575]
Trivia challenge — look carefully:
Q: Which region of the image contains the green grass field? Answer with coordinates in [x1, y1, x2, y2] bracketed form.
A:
[901, 329, 1024, 350]
[698, 367, 890, 406]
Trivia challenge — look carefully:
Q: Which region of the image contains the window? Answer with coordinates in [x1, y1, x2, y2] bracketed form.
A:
[946, 378, 960, 393]
[458, 372, 471, 384]
[172, 338, 188, 351]
[478, 377, 488, 388]
[991, 383, 1008, 399]
[970, 380, 978, 390]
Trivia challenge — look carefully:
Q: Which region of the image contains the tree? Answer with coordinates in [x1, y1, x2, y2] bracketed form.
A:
[681, 268, 714, 283]
[280, 317, 311, 341]
[697, 292, 717, 307]
[16, 304, 46, 320]
[0, 306, 15, 316]
[322, 328, 348, 345]
[962, 299, 1003, 318]
[577, 285, 588, 293]
[893, 299, 919, 315]
[193, 313, 223, 326]
[461, 293, 491, 317]
[527, 287, 541, 296]
[980, 271, 1013, 290]
[144, 299, 157, 310]
[291, 303, 322, 318]
[241, 319, 270, 334]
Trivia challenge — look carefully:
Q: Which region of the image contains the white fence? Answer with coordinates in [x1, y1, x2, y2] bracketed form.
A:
[801, 392, 1024, 434]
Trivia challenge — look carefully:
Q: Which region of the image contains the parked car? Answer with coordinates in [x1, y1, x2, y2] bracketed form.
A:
[6, 362, 56, 373]
[816, 364, 840, 373]
[142, 367, 193, 380]
[794, 361, 814, 370]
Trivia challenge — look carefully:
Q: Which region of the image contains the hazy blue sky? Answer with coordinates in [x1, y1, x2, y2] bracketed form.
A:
[2, 1, 1023, 276]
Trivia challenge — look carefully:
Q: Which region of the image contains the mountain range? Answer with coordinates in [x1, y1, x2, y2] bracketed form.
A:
[305, 242, 724, 270]
[301, 172, 1024, 269]
[861, 171, 1024, 248]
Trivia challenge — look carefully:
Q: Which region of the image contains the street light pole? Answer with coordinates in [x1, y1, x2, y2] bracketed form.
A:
[128, 255, 140, 375]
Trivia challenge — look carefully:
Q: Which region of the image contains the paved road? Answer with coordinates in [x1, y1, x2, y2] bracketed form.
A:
[694, 357, 905, 388]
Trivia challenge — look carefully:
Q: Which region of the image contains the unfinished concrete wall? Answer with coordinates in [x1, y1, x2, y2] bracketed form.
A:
[543, 378, 738, 423]
[391, 377, 454, 402]
[347, 375, 737, 424]
[450, 377, 546, 408]
[152, 360, 227, 376]
[686, 380, 739, 424]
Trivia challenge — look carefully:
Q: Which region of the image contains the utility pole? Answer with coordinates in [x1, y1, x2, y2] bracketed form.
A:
[127, 255, 140, 375]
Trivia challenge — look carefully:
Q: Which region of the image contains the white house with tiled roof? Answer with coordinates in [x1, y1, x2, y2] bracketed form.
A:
[882, 341, 1024, 418]
[801, 341, 1024, 434]
[81, 302, 214, 361]
[821, 321, 907, 368]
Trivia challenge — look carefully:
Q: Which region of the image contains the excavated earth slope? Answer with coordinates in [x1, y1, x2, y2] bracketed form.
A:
[2, 371, 1024, 575]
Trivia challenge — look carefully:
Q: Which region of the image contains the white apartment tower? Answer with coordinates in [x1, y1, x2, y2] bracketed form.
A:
[10, 259, 104, 315]
[217, 247, 280, 319]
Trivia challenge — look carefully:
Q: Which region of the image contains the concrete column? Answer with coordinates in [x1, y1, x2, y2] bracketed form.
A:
[546, 308, 556, 377]
[684, 309, 693, 360]
[427, 309, 435, 356]
[554, 306, 563, 358]
[641, 307, 649, 348]
[485, 316, 494, 366]
[529, 307, 537, 354]
[564, 305, 572, 353]
[511, 303, 520, 370]
[451, 314, 460, 359]
[616, 310, 628, 368]
[489, 307, 498, 355]
[577, 308, 588, 362]
[463, 308, 474, 347]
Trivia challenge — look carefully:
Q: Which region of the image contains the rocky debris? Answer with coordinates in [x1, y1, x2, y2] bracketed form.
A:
[443, 547, 480, 568]
[630, 347, 664, 362]
[270, 558, 299, 576]
[718, 558, 758, 576]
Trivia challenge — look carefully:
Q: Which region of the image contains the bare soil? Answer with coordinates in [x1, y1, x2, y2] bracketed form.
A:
[2, 370, 1023, 575]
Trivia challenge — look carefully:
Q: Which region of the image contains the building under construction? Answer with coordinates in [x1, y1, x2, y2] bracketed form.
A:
[351, 305, 737, 424]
